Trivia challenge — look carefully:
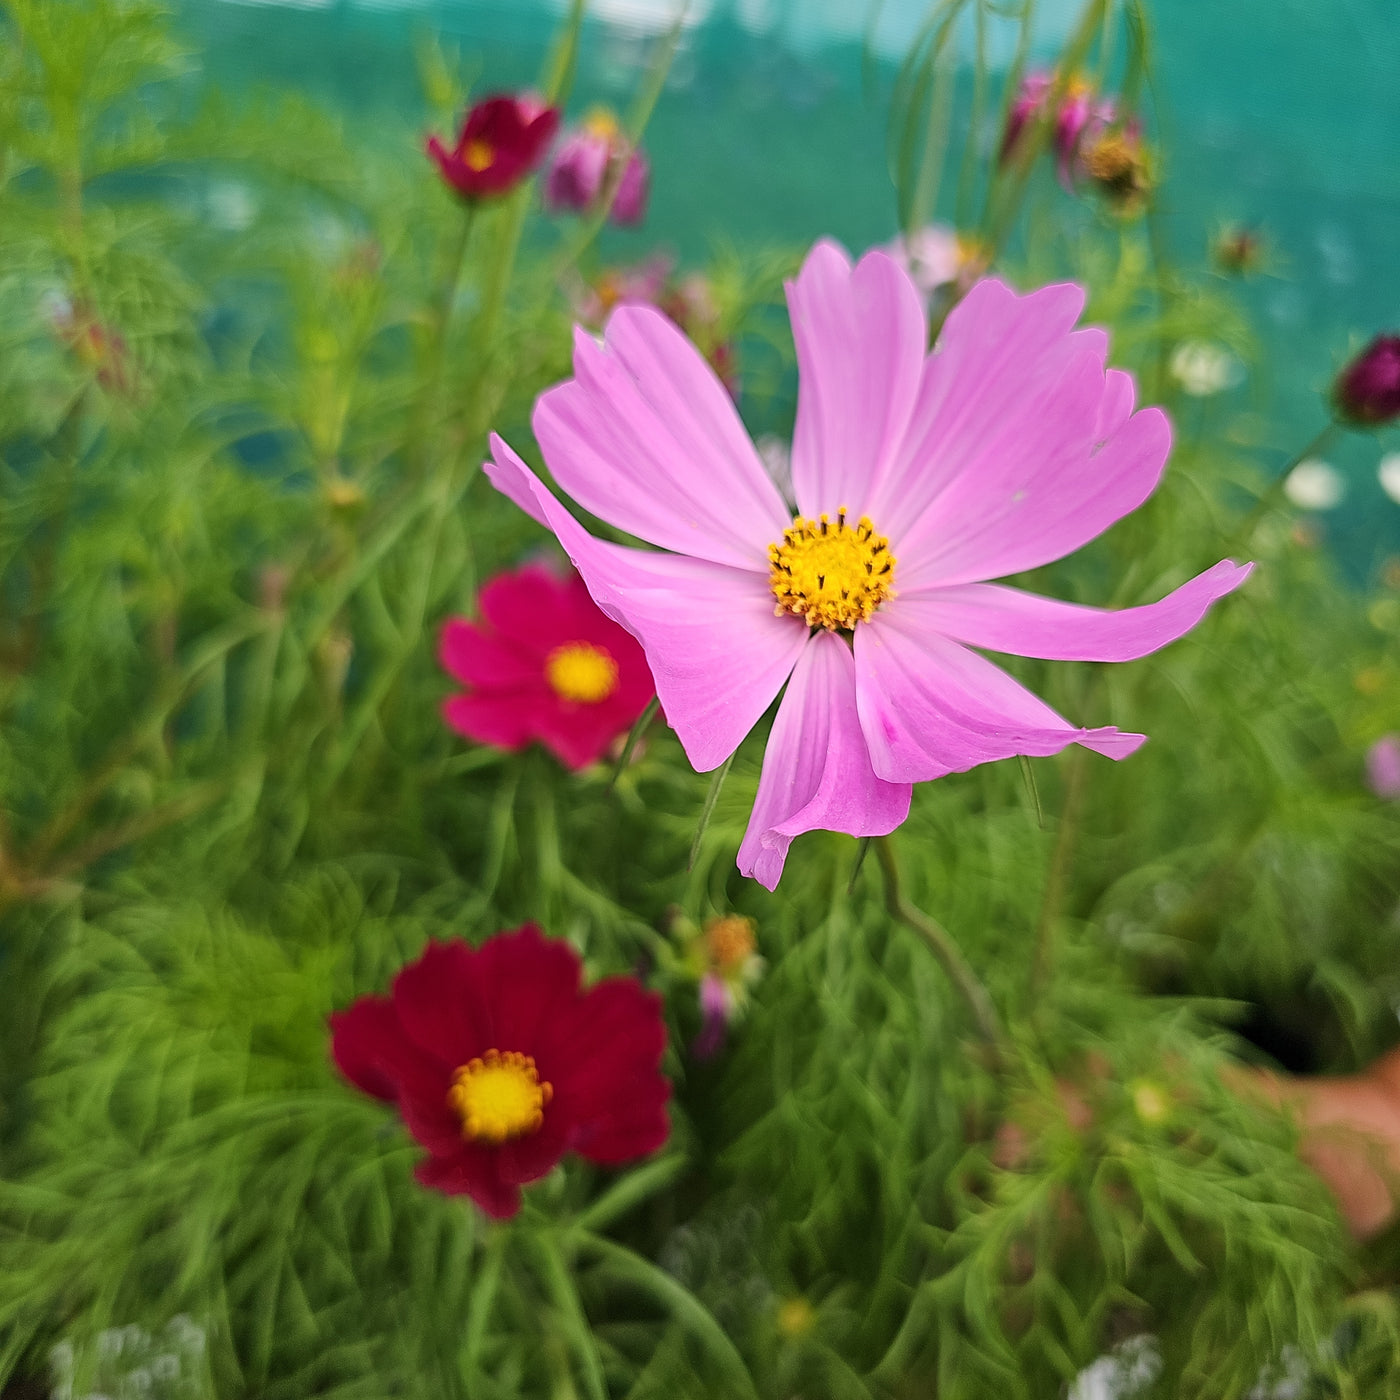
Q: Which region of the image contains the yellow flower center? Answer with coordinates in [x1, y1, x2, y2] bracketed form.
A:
[545, 641, 619, 704]
[447, 1049, 553, 1144]
[583, 107, 622, 142]
[463, 139, 496, 172]
[704, 915, 757, 973]
[769, 508, 895, 631]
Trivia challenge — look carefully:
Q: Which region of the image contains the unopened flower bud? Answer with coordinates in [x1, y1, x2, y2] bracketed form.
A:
[1334, 335, 1400, 428]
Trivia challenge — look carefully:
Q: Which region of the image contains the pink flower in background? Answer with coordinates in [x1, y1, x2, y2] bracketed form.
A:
[1000, 70, 1052, 163]
[883, 225, 990, 301]
[544, 110, 650, 226]
[439, 564, 655, 771]
[426, 94, 559, 201]
[1366, 735, 1400, 800]
[485, 240, 1251, 888]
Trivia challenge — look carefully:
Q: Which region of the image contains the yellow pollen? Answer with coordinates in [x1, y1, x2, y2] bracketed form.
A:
[768, 508, 896, 631]
[447, 1049, 553, 1144]
[545, 641, 619, 704]
[583, 107, 622, 142]
[704, 915, 757, 973]
[463, 139, 495, 172]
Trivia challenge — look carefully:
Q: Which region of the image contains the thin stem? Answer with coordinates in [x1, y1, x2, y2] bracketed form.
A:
[1226, 420, 1341, 555]
[875, 836, 1004, 1069]
[1030, 740, 1089, 997]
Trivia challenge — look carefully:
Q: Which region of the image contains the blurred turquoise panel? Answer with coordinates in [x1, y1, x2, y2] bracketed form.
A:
[179, 0, 1400, 573]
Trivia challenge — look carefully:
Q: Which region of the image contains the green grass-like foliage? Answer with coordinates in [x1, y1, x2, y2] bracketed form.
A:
[2, 0, 1400, 1396]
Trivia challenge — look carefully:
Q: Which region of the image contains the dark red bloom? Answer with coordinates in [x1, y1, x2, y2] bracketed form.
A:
[426, 94, 560, 201]
[330, 926, 671, 1219]
[1334, 335, 1400, 428]
[439, 563, 655, 771]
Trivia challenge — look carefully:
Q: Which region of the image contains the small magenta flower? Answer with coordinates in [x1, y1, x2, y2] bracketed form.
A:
[329, 926, 671, 1219]
[682, 914, 763, 1059]
[426, 94, 560, 201]
[544, 110, 649, 226]
[1000, 70, 1052, 163]
[1334, 336, 1400, 428]
[1367, 735, 1400, 800]
[485, 240, 1251, 889]
[439, 563, 655, 771]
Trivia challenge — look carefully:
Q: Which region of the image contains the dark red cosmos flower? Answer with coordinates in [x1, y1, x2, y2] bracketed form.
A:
[439, 563, 655, 771]
[426, 94, 560, 201]
[330, 926, 671, 1219]
[1334, 335, 1400, 428]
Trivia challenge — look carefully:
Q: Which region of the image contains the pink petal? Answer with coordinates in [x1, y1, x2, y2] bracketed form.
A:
[486, 435, 807, 771]
[1095, 367, 1136, 441]
[438, 618, 540, 688]
[442, 691, 542, 752]
[908, 559, 1253, 661]
[531, 309, 789, 569]
[737, 630, 911, 891]
[786, 240, 928, 519]
[853, 600, 1144, 784]
[864, 278, 1092, 540]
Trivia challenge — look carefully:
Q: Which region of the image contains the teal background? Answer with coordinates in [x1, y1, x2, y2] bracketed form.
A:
[179, 0, 1400, 576]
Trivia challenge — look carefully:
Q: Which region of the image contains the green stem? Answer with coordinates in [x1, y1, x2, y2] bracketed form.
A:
[1227, 420, 1341, 555]
[1030, 740, 1090, 998]
[874, 836, 1005, 1069]
[412, 202, 478, 474]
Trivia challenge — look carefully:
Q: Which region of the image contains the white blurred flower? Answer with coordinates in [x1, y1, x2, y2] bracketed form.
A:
[882, 224, 988, 297]
[1284, 458, 1345, 511]
[1378, 452, 1400, 504]
[1169, 339, 1243, 396]
[1069, 1336, 1161, 1400]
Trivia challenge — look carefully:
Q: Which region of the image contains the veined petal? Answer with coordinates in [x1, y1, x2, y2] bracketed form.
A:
[532, 309, 790, 568]
[865, 278, 1092, 540]
[737, 630, 911, 891]
[486, 435, 807, 771]
[787, 240, 927, 519]
[908, 559, 1253, 661]
[854, 601, 1143, 784]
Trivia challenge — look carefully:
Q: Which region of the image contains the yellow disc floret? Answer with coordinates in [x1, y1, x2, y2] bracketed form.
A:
[545, 641, 619, 704]
[768, 508, 895, 631]
[447, 1049, 553, 1143]
[463, 139, 496, 172]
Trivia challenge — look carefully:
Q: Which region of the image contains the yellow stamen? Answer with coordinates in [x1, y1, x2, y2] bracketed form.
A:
[447, 1049, 553, 1144]
[463, 139, 495, 172]
[582, 107, 621, 142]
[704, 915, 757, 973]
[768, 508, 895, 631]
[545, 641, 619, 704]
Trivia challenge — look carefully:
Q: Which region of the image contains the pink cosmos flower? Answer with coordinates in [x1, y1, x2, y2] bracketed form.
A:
[439, 563, 655, 771]
[1366, 734, 1400, 800]
[544, 110, 649, 227]
[484, 240, 1252, 889]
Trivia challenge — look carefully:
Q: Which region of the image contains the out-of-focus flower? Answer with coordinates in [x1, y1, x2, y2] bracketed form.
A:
[775, 1297, 817, 1338]
[439, 563, 655, 771]
[1283, 458, 1345, 511]
[1213, 225, 1264, 277]
[1378, 453, 1400, 505]
[1333, 335, 1400, 428]
[569, 259, 739, 398]
[544, 109, 649, 226]
[1078, 122, 1152, 214]
[883, 224, 990, 300]
[47, 293, 132, 393]
[999, 70, 1052, 164]
[680, 913, 764, 1059]
[426, 94, 559, 201]
[329, 925, 671, 1219]
[1168, 340, 1243, 397]
[1366, 734, 1400, 800]
[485, 240, 1251, 888]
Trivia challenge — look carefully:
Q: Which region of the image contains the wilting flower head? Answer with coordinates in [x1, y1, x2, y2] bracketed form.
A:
[544, 109, 649, 226]
[1334, 335, 1400, 428]
[1213, 225, 1264, 277]
[439, 563, 655, 771]
[1367, 734, 1400, 800]
[329, 925, 671, 1219]
[47, 293, 132, 393]
[426, 94, 560, 201]
[883, 224, 990, 301]
[1078, 122, 1152, 214]
[680, 913, 764, 1059]
[485, 240, 1251, 889]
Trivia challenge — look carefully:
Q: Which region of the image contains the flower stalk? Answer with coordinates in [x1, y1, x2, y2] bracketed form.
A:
[875, 836, 1005, 1070]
